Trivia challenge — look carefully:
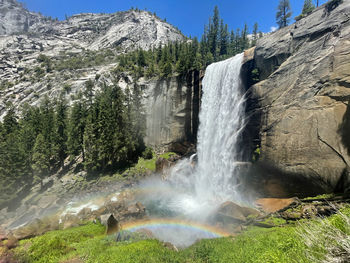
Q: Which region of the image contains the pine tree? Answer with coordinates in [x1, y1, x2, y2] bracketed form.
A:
[209, 6, 220, 60]
[229, 30, 235, 55]
[302, 0, 315, 15]
[55, 96, 68, 167]
[67, 102, 86, 161]
[3, 106, 18, 135]
[32, 133, 50, 181]
[83, 102, 99, 172]
[276, 0, 292, 28]
[241, 23, 249, 51]
[252, 23, 259, 47]
[219, 20, 229, 57]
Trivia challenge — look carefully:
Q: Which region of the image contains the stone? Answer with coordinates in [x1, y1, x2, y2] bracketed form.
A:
[255, 198, 300, 213]
[215, 201, 260, 224]
[77, 207, 92, 220]
[106, 214, 120, 235]
[0, 227, 7, 241]
[155, 158, 172, 174]
[122, 202, 146, 220]
[244, 1, 350, 196]
[301, 205, 318, 219]
[135, 228, 154, 239]
[163, 242, 178, 252]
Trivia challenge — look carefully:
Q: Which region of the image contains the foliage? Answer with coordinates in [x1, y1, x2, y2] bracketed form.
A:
[302, 0, 315, 15]
[142, 147, 154, 159]
[276, 0, 292, 28]
[0, 81, 146, 207]
[295, 0, 315, 21]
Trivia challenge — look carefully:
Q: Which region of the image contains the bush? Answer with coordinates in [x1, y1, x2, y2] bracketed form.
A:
[142, 147, 154, 159]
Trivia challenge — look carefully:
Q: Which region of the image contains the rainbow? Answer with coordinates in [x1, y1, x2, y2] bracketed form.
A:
[122, 218, 231, 238]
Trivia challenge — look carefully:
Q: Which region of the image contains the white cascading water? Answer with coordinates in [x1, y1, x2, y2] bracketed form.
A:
[141, 53, 246, 220]
[194, 52, 245, 202]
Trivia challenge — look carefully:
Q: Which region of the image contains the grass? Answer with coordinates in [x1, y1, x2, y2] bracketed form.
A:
[124, 151, 177, 176]
[12, 219, 310, 263]
[13, 207, 350, 263]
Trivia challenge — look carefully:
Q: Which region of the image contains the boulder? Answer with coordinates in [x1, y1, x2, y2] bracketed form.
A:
[122, 202, 146, 221]
[99, 214, 120, 235]
[215, 201, 260, 224]
[255, 198, 300, 213]
[155, 157, 172, 174]
[0, 227, 7, 241]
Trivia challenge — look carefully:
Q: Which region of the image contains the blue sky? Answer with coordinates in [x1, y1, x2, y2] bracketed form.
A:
[18, 0, 326, 38]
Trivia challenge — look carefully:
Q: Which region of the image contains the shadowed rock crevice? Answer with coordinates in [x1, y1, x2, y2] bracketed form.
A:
[338, 100, 350, 156]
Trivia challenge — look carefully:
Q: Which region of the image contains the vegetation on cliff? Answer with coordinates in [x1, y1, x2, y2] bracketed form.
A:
[0, 82, 146, 208]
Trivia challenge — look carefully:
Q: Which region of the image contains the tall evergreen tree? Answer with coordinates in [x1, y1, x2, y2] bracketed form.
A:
[219, 20, 229, 57]
[32, 133, 50, 184]
[55, 96, 68, 167]
[276, 0, 292, 28]
[209, 6, 220, 60]
[252, 23, 259, 47]
[241, 23, 249, 51]
[302, 0, 315, 15]
[67, 102, 86, 161]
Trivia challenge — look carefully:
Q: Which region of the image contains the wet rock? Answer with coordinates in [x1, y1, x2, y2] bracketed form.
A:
[104, 201, 123, 214]
[163, 242, 178, 252]
[62, 214, 81, 230]
[11, 217, 60, 240]
[4, 237, 18, 249]
[216, 201, 260, 224]
[121, 202, 146, 221]
[280, 211, 303, 221]
[104, 214, 120, 235]
[255, 198, 300, 213]
[0, 227, 7, 241]
[316, 205, 337, 217]
[135, 228, 154, 239]
[77, 207, 92, 220]
[301, 205, 318, 219]
[155, 158, 172, 174]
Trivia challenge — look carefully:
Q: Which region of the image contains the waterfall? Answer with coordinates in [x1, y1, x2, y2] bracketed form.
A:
[195, 53, 245, 203]
[140, 53, 246, 220]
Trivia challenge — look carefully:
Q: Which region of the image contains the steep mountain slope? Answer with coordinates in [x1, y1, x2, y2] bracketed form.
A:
[0, 0, 195, 152]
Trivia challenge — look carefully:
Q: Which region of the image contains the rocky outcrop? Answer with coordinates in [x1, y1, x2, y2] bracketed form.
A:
[244, 1, 350, 196]
[0, 0, 184, 49]
[0, 0, 47, 35]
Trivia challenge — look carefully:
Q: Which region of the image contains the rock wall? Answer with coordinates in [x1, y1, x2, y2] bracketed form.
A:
[244, 1, 350, 197]
[141, 71, 202, 153]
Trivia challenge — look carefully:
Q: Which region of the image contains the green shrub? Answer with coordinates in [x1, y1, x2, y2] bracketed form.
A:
[142, 147, 154, 159]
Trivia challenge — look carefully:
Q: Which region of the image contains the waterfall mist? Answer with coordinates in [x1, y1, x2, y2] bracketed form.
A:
[138, 53, 246, 221]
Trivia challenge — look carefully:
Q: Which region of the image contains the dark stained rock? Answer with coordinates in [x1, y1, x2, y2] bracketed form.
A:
[106, 214, 120, 235]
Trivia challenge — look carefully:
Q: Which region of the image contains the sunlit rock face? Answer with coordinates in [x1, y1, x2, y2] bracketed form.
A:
[244, 1, 350, 196]
[0, 0, 185, 119]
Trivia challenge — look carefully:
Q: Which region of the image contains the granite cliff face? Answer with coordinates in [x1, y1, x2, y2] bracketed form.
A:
[0, 0, 192, 151]
[244, 0, 350, 197]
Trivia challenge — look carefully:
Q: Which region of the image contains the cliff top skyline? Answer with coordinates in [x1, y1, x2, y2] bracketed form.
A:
[17, 0, 326, 38]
